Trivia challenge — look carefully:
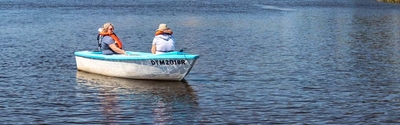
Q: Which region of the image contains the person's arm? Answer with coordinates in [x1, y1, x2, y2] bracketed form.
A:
[109, 44, 126, 54]
[151, 44, 157, 54]
[151, 36, 158, 54]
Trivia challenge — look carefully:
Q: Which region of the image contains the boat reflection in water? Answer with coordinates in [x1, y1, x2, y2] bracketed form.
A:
[76, 71, 198, 124]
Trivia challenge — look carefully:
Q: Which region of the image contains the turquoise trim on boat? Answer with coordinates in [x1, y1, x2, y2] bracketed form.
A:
[74, 51, 199, 61]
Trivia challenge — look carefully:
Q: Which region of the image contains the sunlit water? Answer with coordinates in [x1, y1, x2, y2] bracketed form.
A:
[1, 0, 400, 124]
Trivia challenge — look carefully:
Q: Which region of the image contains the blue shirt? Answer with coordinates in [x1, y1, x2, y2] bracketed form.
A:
[101, 36, 116, 55]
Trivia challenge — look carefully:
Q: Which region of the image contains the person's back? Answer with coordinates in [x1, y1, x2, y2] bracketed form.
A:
[151, 23, 175, 54]
[153, 34, 175, 53]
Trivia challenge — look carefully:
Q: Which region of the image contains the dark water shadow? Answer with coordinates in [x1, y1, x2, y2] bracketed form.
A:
[377, 0, 400, 4]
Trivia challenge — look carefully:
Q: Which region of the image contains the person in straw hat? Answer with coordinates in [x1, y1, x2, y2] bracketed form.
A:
[151, 23, 175, 54]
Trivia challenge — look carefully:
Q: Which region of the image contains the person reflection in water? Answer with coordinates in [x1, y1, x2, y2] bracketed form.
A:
[153, 100, 170, 125]
[100, 90, 119, 124]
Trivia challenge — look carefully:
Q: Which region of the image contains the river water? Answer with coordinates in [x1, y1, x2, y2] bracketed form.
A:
[1, 0, 400, 124]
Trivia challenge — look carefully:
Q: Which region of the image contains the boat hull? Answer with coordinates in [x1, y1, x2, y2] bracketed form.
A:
[75, 51, 199, 81]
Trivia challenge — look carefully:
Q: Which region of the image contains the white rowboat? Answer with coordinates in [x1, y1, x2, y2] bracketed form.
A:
[74, 51, 199, 81]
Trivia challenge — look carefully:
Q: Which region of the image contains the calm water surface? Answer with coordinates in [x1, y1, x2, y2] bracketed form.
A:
[1, 0, 400, 124]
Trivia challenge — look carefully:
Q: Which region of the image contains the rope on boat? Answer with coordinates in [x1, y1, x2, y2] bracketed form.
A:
[180, 49, 192, 66]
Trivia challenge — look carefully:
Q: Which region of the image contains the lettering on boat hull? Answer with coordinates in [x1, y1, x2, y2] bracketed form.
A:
[151, 60, 186, 65]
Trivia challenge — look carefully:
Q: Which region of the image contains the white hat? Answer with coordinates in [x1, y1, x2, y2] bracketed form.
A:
[157, 23, 169, 31]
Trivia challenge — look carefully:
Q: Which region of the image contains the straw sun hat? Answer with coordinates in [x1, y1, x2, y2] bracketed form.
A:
[157, 23, 170, 31]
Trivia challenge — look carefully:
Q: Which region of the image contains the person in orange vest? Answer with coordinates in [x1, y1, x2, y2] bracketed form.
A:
[99, 22, 127, 55]
[151, 23, 175, 54]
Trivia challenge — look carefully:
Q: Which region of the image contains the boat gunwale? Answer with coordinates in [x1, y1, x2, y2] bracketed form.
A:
[74, 51, 199, 61]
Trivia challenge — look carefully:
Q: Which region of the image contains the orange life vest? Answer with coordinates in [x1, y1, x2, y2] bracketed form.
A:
[99, 32, 123, 49]
[155, 30, 173, 36]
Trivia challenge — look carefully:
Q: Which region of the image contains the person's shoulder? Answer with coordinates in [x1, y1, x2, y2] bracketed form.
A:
[103, 35, 112, 39]
[103, 36, 113, 40]
[156, 34, 171, 38]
